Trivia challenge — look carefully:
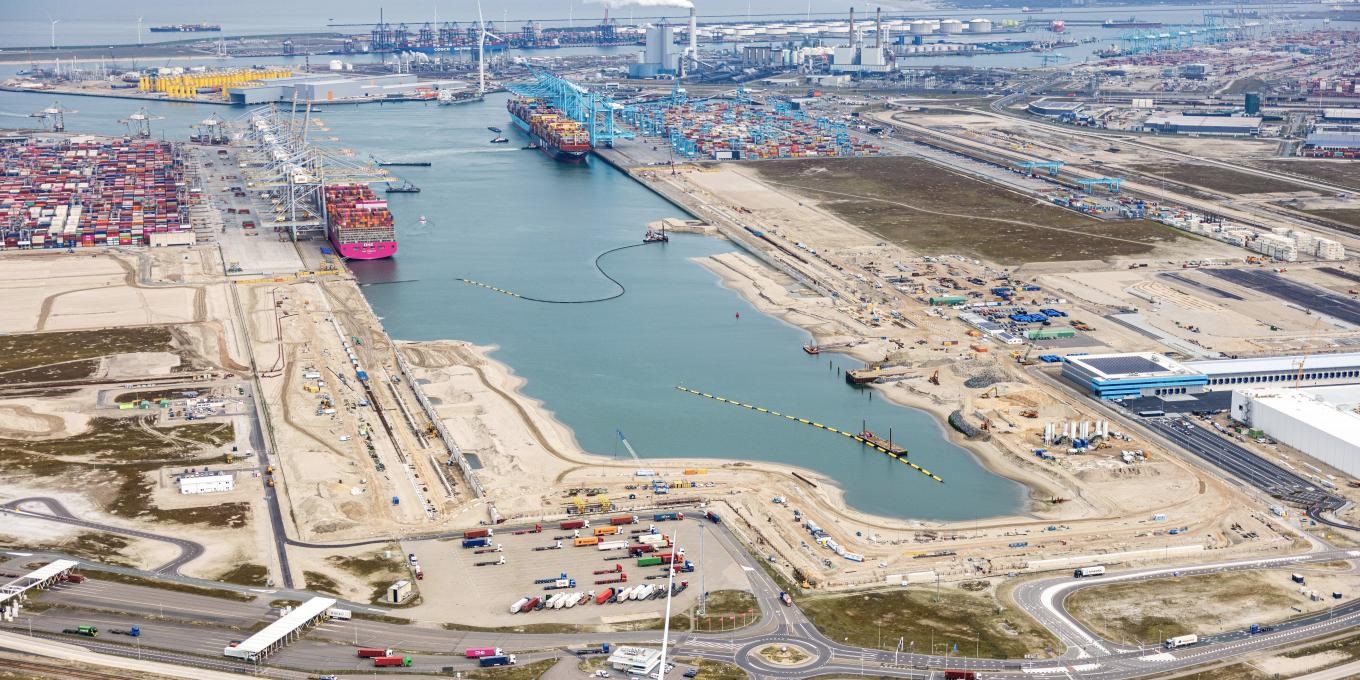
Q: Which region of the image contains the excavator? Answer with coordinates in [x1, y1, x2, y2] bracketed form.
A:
[928, 370, 940, 386]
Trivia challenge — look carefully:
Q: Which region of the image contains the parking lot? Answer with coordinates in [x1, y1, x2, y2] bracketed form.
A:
[1205, 268, 1360, 327]
[399, 515, 752, 628]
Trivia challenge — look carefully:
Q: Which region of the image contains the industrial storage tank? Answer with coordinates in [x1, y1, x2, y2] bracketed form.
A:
[909, 20, 934, 35]
[939, 19, 964, 34]
[968, 18, 993, 33]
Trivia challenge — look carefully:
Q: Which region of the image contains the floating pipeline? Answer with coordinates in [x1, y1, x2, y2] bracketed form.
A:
[675, 386, 944, 484]
[455, 242, 656, 304]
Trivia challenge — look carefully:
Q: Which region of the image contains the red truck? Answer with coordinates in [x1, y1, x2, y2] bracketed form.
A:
[464, 528, 491, 539]
[357, 647, 393, 658]
[560, 519, 587, 530]
[374, 656, 412, 667]
[595, 588, 614, 604]
[465, 647, 502, 658]
[610, 515, 638, 526]
[943, 671, 976, 680]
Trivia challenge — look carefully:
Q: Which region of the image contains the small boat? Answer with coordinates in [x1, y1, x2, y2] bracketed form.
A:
[643, 223, 669, 244]
[419, 215, 428, 224]
[488, 126, 502, 133]
[385, 181, 421, 193]
[522, 142, 541, 150]
[490, 137, 509, 144]
[803, 345, 820, 355]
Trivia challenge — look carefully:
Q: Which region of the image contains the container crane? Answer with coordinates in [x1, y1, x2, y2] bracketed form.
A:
[30, 101, 76, 131]
[120, 107, 163, 139]
[1294, 318, 1324, 388]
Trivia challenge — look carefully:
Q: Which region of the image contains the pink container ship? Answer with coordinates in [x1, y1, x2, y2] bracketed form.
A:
[324, 184, 398, 260]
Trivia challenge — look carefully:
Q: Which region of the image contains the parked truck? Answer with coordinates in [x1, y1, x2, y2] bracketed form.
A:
[373, 656, 412, 667]
[357, 648, 393, 658]
[479, 655, 517, 667]
[610, 515, 639, 526]
[327, 608, 352, 620]
[463, 537, 491, 549]
[560, 519, 589, 530]
[465, 647, 503, 658]
[62, 626, 98, 637]
[464, 528, 492, 539]
[1073, 565, 1105, 578]
[943, 671, 977, 680]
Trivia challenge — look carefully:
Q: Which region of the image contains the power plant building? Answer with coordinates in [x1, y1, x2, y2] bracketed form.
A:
[630, 23, 679, 78]
[1231, 386, 1360, 477]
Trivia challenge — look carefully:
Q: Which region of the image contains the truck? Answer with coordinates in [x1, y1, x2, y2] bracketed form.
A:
[705, 511, 721, 524]
[326, 608, 352, 620]
[574, 643, 612, 656]
[1292, 573, 1306, 584]
[597, 540, 629, 551]
[638, 556, 663, 567]
[463, 537, 491, 549]
[510, 597, 531, 614]
[653, 512, 683, 521]
[373, 656, 412, 667]
[595, 589, 615, 605]
[357, 648, 393, 658]
[466, 647, 503, 658]
[610, 515, 638, 526]
[943, 671, 976, 680]
[593, 526, 620, 537]
[1164, 634, 1199, 649]
[110, 626, 141, 637]
[413, 565, 424, 580]
[575, 536, 601, 547]
[1073, 565, 1105, 578]
[464, 528, 492, 539]
[62, 625, 98, 637]
[479, 655, 517, 667]
[779, 592, 793, 607]
[560, 519, 588, 530]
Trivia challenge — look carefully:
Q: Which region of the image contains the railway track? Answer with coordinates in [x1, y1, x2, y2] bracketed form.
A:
[0, 658, 126, 680]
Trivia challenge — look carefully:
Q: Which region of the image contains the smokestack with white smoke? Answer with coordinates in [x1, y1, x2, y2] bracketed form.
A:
[585, 0, 695, 9]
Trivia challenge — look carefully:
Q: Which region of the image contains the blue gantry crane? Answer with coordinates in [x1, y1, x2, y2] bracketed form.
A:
[507, 71, 630, 148]
[1018, 160, 1065, 177]
[1078, 177, 1124, 193]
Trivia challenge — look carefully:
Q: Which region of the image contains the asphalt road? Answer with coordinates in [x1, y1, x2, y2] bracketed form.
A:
[11, 507, 1360, 680]
[0, 498, 204, 575]
[1204, 267, 1360, 327]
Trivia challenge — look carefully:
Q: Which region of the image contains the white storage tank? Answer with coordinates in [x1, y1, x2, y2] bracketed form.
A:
[968, 18, 993, 33]
[910, 19, 933, 35]
[939, 19, 964, 34]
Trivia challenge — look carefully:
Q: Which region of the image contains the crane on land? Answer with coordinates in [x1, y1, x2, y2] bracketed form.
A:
[616, 430, 642, 462]
[1294, 317, 1324, 388]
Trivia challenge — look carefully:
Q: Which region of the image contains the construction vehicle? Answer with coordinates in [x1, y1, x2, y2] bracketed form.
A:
[1020, 409, 1038, 418]
[980, 386, 999, 399]
[928, 370, 940, 386]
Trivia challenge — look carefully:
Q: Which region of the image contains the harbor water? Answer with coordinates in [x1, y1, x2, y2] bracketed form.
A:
[0, 71, 1030, 521]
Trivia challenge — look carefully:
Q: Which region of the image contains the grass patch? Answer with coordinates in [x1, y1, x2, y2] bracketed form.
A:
[8, 416, 232, 462]
[215, 563, 269, 587]
[441, 621, 593, 634]
[1066, 571, 1298, 645]
[1249, 159, 1360, 192]
[302, 570, 342, 596]
[799, 587, 1057, 659]
[1282, 630, 1360, 660]
[1303, 208, 1360, 233]
[1130, 162, 1310, 195]
[459, 659, 559, 680]
[63, 533, 134, 568]
[83, 569, 255, 602]
[113, 388, 194, 404]
[0, 327, 175, 374]
[351, 611, 412, 625]
[750, 157, 1180, 264]
[674, 657, 748, 680]
[0, 358, 101, 385]
[327, 549, 404, 577]
[671, 589, 759, 632]
[107, 464, 249, 528]
[1160, 661, 1269, 680]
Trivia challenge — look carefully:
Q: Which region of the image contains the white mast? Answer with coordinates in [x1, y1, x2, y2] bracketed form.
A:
[476, 0, 486, 96]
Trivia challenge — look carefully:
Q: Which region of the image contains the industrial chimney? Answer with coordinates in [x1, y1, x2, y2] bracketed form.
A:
[875, 7, 882, 49]
[848, 7, 856, 47]
[689, 7, 698, 56]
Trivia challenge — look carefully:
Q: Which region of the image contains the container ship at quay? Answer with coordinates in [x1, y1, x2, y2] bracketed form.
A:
[323, 185, 397, 260]
[507, 96, 592, 162]
[149, 23, 222, 32]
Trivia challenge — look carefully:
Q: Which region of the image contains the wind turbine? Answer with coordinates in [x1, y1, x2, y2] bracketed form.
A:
[137, 17, 144, 46]
[476, 0, 486, 97]
[47, 15, 60, 50]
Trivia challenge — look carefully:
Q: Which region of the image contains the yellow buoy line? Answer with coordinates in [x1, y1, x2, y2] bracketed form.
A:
[675, 386, 943, 483]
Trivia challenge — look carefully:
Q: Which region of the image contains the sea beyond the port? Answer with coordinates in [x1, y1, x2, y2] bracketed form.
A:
[0, 66, 1029, 521]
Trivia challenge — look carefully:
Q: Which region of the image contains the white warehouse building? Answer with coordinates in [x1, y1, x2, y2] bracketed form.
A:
[178, 472, 234, 494]
[1231, 386, 1360, 478]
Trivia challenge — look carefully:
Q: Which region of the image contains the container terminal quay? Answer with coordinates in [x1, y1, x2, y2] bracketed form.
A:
[7, 6, 1360, 680]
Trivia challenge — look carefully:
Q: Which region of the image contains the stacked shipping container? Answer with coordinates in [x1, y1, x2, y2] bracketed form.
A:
[0, 138, 189, 250]
[322, 184, 398, 260]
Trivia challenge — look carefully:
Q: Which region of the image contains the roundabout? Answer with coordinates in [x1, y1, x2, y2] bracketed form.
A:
[737, 637, 832, 676]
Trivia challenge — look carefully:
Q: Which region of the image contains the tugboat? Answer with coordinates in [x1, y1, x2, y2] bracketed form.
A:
[385, 181, 421, 193]
[522, 142, 541, 151]
[489, 136, 509, 144]
[487, 126, 503, 133]
[803, 344, 820, 355]
[643, 224, 669, 243]
[419, 215, 428, 224]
